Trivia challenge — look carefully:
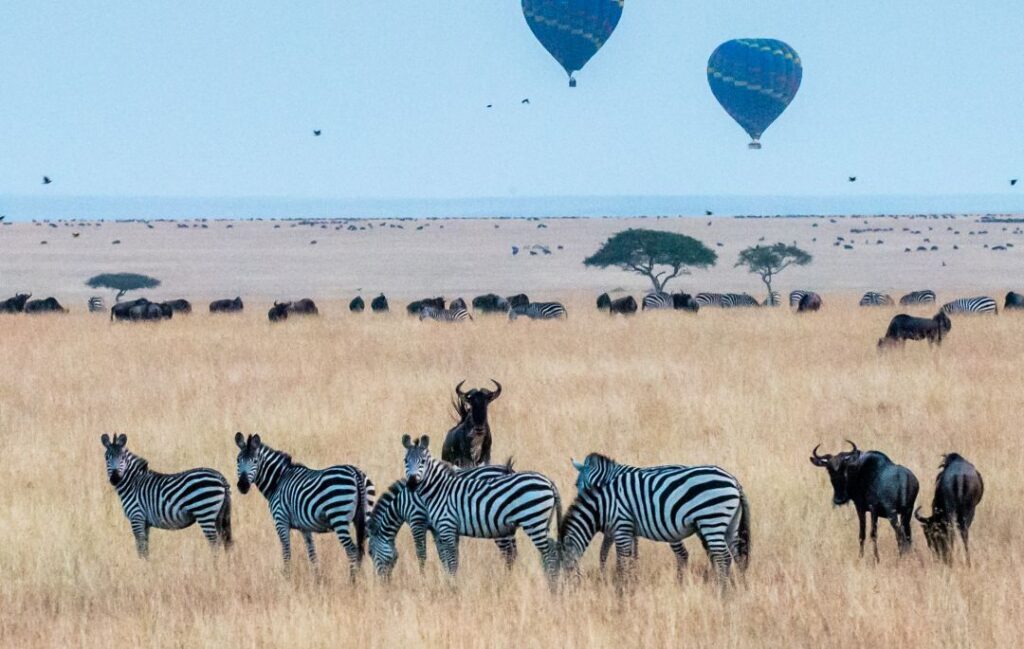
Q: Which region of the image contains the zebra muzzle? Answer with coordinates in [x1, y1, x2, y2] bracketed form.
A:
[237, 478, 251, 494]
[108, 472, 121, 486]
[406, 476, 419, 492]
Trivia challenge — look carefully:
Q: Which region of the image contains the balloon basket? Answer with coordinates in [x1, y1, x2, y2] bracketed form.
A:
[569, 77, 577, 88]
[748, 141, 761, 150]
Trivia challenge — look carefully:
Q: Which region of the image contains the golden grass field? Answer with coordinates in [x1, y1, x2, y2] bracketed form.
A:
[1, 300, 1021, 648]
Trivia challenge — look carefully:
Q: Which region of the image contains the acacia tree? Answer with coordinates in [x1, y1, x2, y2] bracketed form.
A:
[583, 229, 717, 293]
[735, 243, 812, 303]
[85, 273, 161, 302]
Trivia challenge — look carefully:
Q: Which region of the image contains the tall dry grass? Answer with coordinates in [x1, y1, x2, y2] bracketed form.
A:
[0, 301, 1021, 648]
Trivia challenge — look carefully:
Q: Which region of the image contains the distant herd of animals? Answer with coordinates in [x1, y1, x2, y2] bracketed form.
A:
[98, 380, 984, 591]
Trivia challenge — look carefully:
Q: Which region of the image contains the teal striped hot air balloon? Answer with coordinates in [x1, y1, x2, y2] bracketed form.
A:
[707, 39, 802, 149]
[522, 0, 624, 87]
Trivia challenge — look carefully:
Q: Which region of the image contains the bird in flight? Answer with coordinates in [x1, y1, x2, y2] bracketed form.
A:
[72, 232, 80, 238]
[521, 98, 530, 105]
[1012, 179, 1019, 187]
[313, 130, 321, 137]
[705, 210, 713, 216]
[848, 176, 857, 182]
[42, 176, 52, 185]
[486, 104, 493, 109]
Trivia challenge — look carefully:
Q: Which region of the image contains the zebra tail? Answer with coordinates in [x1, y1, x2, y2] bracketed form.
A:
[353, 472, 370, 561]
[217, 483, 233, 550]
[736, 488, 751, 572]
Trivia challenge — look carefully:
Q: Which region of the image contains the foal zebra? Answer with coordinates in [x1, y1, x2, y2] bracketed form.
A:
[860, 292, 895, 307]
[419, 305, 472, 322]
[234, 433, 374, 576]
[367, 462, 518, 578]
[508, 302, 567, 321]
[941, 297, 998, 315]
[900, 290, 936, 305]
[101, 433, 231, 558]
[402, 435, 562, 585]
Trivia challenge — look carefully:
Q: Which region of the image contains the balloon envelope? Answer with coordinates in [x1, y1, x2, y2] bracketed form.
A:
[522, 0, 624, 86]
[707, 39, 802, 148]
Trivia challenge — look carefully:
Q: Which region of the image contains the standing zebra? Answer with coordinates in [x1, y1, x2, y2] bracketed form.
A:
[367, 461, 518, 579]
[695, 292, 728, 307]
[941, 297, 997, 315]
[899, 290, 936, 305]
[788, 290, 815, 308]
[560, 463, 750, 586]
[234, 433, 374, 576]
[508, 302, 567, 321]
[762, 290, 781, 307]
[401, 435, 561, 585]
[860, 292, 895, 307]
[101, 433, 232, 558]
[88, 296, 105, 313]
[725, 293, 760, 307]
[696, 292, 759, 308]
[419, 305, 472, 322]
[642, 292, 672, 310]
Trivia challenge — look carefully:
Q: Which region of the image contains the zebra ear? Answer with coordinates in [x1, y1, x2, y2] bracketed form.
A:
[101, 434, 111, 448]
[115, 433, 127, 446]
[250, 434, 261, 448]
[571, 458, 585, 472]
[234, 432, 246, 450]
[401, 434, 412, 449]
[419, 435, 430, 449]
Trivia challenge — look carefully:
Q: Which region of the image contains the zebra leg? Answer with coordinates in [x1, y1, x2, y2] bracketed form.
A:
[612, 526, 638, 586]
[131, 519, 150, 559]
[670, 541, 689, 581]
[696, 523, 732, 587]
[302, 531, 319, 566]
[520, 521, 558, 584]
[433, 525, 460, 576]
[332, 524, 361, 580]
[598, 534, 613, 573]
[870, 512, 880, 562]
[197, 513, 221, 550]
[274, 519, 292, 570]
[412, 525, 429, 573]
[494, 536, 518, 570]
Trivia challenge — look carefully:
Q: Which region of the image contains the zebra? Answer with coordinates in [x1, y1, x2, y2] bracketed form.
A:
[899, 290, 936, 305]
[88, 296, 105, 313]
[725, 293, 760, 307]
[789, 290, 813, 308]
[941, 296, 998, 315]
[101, 433, 232, 558]
[234, 432, 374, 576]
[695, 292, 729, 307]
[401, 434, 561, 585]
[560, 462, 750, 586]
[642, 292, 672, 310]
[419, 305, 472, 322]
[860, 292, 895, 307]
[762, 290, 781, 307]
[367, 462, 518, 579]
[696, 292, 759, 308]
[508, 301, 567, 321]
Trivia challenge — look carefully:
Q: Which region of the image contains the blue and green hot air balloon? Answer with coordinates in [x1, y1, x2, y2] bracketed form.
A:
[707, 39, 802, 149]
[522, 0, 624, 87]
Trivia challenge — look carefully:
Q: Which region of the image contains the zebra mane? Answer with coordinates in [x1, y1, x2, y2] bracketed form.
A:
[368, 480, 407, 531]
[124, 449, 149, 473]
[558, 489, 600, 542]
[585, 452, 615, 465]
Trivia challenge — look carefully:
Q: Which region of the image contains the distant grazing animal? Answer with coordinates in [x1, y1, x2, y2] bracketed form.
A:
[878, 312, 951, 348]
[788, 290, 820, 309]
[508, 302, 567, 321]
[111, 298, 148, 321]
[608, 296, 637, 315]
[88, 296, 105, 313]
[24, 297, 67, 313]
[473, 294, 511, 313]
[696, 292, 759, 308]
[234, 433, 373, 576]
[407, 297, 445, 315]
[695, 292, 730, 308]
[899, 290, 936, 306]
[642, 292, 673, 310]
[505, 294, 530, 309]
[449, 297, 468, 311]
[596, 293, 612, 310]
[0, 293, 31, 313]
[726, 293, 759, 307]
[371, 294, 389, 313]
[269, 299, 319, 322]
[915, 453, 983, 565]
[209, 297, 244, 313]
[809, 442, 919, 559]
[860, 292, 895, 307]
[349, 296, 365, 313]
[941, 297, 997, 315]
[268, 302, 290, 322]
[101, 433, 231, 558]
[442, 380, 500, 468]
[762, 290, 782, 307]
[419, 305, 472, 323]
[162, 299, 191, 314]
[1005, 291, 1024, 310]
[672, 293, 699, 312]
[797, 292, 822, 312]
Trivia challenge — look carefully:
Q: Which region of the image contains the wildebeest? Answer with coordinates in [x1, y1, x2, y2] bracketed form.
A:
[596, 293, 611, 310]
[209, 297, 244, 313]
[0, 293, 31, 313]
[473, 293, 511, 313]
[24, 297, 67, 313]
[672, 292, 699, 312]
[915, 453, 984, 565]
[162, 299, 191, 314]
[1005, 291, 1024, 310]
[371, 294, 389, 313]
[877, 311, 952, 348]
[111, 298, 163, 321]
[809, 441, 919, 559]
[797, 292, 822, 312]
[406, 297, 445, 315]
[608, 296, 637, 315]
[441, 380, 501, 468]
[506, 294, 530, 310]
[349, 296, 365, 312]
[268, 299, 319, 322]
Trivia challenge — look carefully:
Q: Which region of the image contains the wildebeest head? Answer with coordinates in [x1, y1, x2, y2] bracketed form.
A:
[100, 433, 129, 486]
[914, 507, 953, 563]
[455, 379, 502, 431]
[234, 432, 262, 494]
[402, 434, 431, 491]
[268, 302, 290, 321]
[934, 311, 952, 333]
[809, 440, 862, 505]
[596, 293, 611, 309]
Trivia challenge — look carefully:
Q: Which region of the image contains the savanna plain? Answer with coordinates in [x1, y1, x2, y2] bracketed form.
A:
[1, 298, 1021, 649]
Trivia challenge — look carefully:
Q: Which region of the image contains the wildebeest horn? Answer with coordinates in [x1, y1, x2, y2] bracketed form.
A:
[489, 379, 502, 399]
[455, 380, 468, 399]
[845, 439, 859, 453]
[811, 444, 825, 460]
[914, 507, 928, 523]
[809, 443, 830, 466]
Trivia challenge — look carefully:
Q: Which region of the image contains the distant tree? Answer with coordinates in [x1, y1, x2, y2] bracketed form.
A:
[583, 229, 717, 293]
[735, 243, 812, 301]
[85, 273, 161, 302]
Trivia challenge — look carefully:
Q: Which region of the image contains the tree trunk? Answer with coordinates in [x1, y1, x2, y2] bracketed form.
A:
[115, 289, 127, 303]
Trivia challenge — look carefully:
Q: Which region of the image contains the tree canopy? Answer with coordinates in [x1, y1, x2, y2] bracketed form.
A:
[735, 243, 812, 299]
[583, 229, 717, 293]
[85, 273, 161, 301]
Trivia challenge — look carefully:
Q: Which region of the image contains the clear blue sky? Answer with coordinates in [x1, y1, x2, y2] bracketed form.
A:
[1, 1, 1022, 214]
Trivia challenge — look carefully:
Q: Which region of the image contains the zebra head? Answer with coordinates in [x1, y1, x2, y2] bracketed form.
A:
[101, 433, 130, 485]
[402, 434, 431, 491]
[234, 432, 262, 494]
[572, 453, 615, 492]
[367, 482, 404, 579]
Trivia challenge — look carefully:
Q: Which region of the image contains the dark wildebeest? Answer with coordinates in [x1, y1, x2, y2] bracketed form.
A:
[210, 297, 244, 313]
[371, 294, 389, 313]
[809, 441, 919, 559]
[162, 299, 191, 314]
[506, 294, 530, 310]
[129, 301, 166, 321]
[406, 297, 445, 315]
[268, 302, 290, 322]
[596, 293, 611, 310]
[290, 298, 318, 315]
[472, 294, 511, 313]
[878, 311, 951, 349]
[24, 297, 68, 313]
[1005, 291, 1024, 310]
[441, 380, 501, 468]
[672, 292, 699, 312]
[608, 296, 637, 315]
[915, 453, 984, 565]
[349, 296, 365, 312]
[0, 293, 31, 313]
[449, 297, 468, 311]
[797, 292, 822, 312]
[111, 298, 150, 321]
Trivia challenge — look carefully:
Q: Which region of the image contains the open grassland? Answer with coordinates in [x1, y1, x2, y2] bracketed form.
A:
[1, 301, 1022, 648]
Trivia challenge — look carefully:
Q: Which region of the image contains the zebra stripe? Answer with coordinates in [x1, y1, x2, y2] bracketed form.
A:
[367, 463, 518, 578]
[860, 292, 895, 307]
[941, 296, 997, 315]
[508, 302, 567, 321]
[88, 296, 105, 313]
[235, 433, 374, 576]
[642, 292, 672, 310]
[899, 290, 936, 305]
[402, 435, 561, 584]
[419, 306, 472, 322]
[102, 433, 231, 558]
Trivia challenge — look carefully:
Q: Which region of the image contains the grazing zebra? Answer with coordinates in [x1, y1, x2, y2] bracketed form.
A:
[726, 293, 760, 307]
[101, 433, 232, 558]
[419, 305, 472, 322]
[401, 435, 561, 585]
[695, 292, 729, 307]
[941, 296, 998, 315]
[789, 290, 813, 308]
[642, 292, 672, 310]
[899, 290, 936, 306]
[860, 292, 895, 307]
[367, 462, 518, 578]
[234, 433, 374, 576]
[762, 291, 781, 307]
[508, 301, 567, 321]
[560, 463, 750, 585]
[696, 292, 759, 308]
[88, 296, 105, 313]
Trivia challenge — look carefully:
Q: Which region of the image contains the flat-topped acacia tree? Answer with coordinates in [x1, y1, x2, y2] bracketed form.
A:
[583, 229, 717, 294]
[85, 273, 161, 302]
[735, 243, 812, 302]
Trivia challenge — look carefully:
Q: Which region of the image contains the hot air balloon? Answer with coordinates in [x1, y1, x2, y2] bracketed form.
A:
[522, 0, 624, 87]
[707, 39, 802, 149]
